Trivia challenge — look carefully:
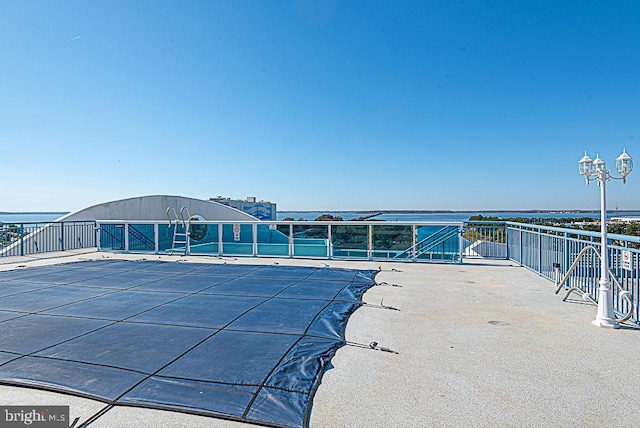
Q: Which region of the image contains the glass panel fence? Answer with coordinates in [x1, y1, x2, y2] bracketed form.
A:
[257, 224, 290, 256]
[415, 225, 460, 261]
[293, 224, 328, 258]
[100, 223, 125, 251]
[189, 222, 219, 254]
[221, 223, 253, 255]
[331, 224, 368, 259]
[158, 224, 175, 252]
[372, 224, 413, 259]
[128, 224, 155, 252]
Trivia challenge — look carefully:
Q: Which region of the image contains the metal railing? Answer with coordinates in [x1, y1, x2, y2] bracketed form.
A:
[462, 221, 508, 258]
[0, 221, 96, 257]
[4, 217, 636, 324]
[394, 225, 460, 260]
[553, 245, 635, 323]
[98, 224, 155, 252]
[472, 221, 640, 325]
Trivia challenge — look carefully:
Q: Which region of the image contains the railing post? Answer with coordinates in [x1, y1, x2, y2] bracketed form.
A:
[20, 224, 24, 256]
[154, 223, 159, 253]
[368, 224, 373, 260]
[458, 225, 463, 263]
[538, 228, 542, 273]
[519, 226, 523, 266]
[95, 222, 101, 251]
[60, 222, 65, 251]
[289, 224, 294, 257]
[328, 224, 333, 259]
[505, 224, 509, 260]
[563, 231, 570, 287]
[218, 224, 223, 256]
[124, 223, 130, 252]
[252, 223, 258, 256]
[411, 225, 416, 261]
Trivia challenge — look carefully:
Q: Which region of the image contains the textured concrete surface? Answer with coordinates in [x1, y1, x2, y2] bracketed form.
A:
[1, 251, 639, 428]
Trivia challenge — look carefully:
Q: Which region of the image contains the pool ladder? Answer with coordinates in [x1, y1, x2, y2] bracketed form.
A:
[167, 206, 191, 255]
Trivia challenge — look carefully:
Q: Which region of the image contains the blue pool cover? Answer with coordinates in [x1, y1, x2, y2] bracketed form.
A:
[0, 260, 377, 428]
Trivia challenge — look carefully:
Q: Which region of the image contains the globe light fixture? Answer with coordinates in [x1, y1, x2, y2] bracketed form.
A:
[578, 148, 633, 328]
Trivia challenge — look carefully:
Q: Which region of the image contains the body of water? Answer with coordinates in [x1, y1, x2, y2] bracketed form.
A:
[0, 213, 68, 223]
[2, 211, 640, 224]
[278, 211, 640, 222]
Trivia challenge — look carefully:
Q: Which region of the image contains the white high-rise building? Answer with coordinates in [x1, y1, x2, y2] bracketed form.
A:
[209, 196, 277, 220]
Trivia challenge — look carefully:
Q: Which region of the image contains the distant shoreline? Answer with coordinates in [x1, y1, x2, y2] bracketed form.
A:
[279, 209, 639, 214]
[0, 212, 68, 215]
[3, 210, 640, 215]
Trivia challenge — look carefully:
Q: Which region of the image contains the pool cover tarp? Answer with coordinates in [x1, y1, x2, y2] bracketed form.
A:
[0, 260, 377, 428]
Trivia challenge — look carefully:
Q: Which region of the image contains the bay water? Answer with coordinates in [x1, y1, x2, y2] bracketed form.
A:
[2, 211, 640, 224]
[278, 211, 640, 222]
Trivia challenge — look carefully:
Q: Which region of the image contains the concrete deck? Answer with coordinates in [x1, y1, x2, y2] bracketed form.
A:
[1, 251, 639, 427]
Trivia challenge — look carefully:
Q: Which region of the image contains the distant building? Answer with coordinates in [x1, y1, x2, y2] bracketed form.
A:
[611, 217, 640, 223]
[209, 196, 277, 221]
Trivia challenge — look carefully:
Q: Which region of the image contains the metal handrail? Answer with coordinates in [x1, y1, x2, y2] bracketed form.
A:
[179, 206, 191, 231]
[394, 226, 456, 259]
[166, 206, 180, 226]
[128, 225, 155, 250]
[554, 246, 598, 294]
[100, 226, 125, 250]
[180, 207, 192, 254]
[166, 206, 192, 230]
[554, 245, 635, 323]
[415, 228, 459, 258]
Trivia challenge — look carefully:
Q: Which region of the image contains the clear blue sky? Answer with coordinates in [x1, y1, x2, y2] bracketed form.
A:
[1, 1, 639, 212]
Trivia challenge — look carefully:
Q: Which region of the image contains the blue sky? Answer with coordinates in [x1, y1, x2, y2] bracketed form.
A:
[1, 1, 639, 212]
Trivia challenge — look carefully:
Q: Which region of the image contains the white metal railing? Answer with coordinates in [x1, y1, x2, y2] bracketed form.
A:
[504, 221, 640, 325]
[553, 245, 634, 323]
[0, 221, 96, 257]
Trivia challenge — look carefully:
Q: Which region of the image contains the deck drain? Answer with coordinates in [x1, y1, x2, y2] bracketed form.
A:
[488, 320, 509, 326]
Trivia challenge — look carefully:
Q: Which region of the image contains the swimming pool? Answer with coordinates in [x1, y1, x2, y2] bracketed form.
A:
[0, 259, 377, 428]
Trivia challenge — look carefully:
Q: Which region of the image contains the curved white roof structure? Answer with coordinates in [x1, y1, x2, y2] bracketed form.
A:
[59, 195, 257, 221]
[1, 196, 258, 256]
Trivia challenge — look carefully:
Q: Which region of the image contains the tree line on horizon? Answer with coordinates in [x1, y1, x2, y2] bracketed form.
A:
[468, 214, 640, 237]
